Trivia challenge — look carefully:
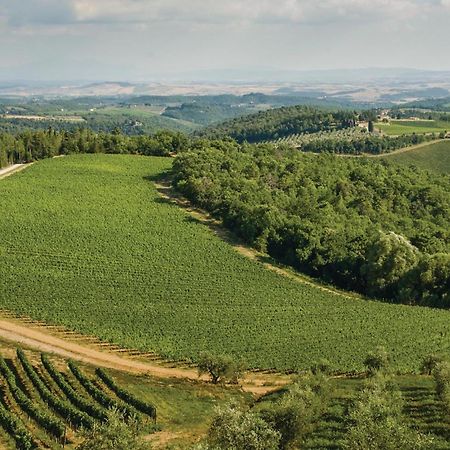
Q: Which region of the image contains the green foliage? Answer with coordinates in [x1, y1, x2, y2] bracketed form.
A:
[311, 359, 333, 375]
[68, 361, 135, 418]
[0, 355, 66, 439]
[382, 140, 450, 175]
[2, 155, 450, 372]
[258, 373, 333, 448]
[0, 128, 187, 168]
[96, 368, 156, 420]
[41, 354, 108, 422]
[76, 409, 150, 450]
[198, 352, 245, 385]
[204, 403, 280, 450]
[0, 386, 37, 450]
[433, 362, 450, 414]
[343, 375, 434, 450]
[173, 143, 449, 307]
[17, 349, 95, 429]
[361, 231, 420, 297]
[421, 354, 446, 375]
[364, 347, 391, 376]
[200, 105, 356, 143]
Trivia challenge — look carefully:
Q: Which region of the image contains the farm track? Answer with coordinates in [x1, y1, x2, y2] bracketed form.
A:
[0, 316, 291, 395]
[0, 163, 32, 179]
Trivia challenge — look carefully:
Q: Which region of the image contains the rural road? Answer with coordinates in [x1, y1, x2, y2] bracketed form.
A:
[0, 318, 290, 395]
[0, 164, 27, 179]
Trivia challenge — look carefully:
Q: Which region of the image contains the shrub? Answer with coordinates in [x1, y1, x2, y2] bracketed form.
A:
[364, 346, 390, 376]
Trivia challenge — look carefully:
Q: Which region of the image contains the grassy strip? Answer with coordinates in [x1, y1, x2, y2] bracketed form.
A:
[17, 350, 94, 430]
[41, 354, 108, 423]
[96, 368, 156, 421]
[0, 356, 65, 440]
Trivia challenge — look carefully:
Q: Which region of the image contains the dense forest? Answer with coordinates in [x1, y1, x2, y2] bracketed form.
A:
[199, 106, 357, 142]
[0, 128, 186, 168]
[173, 141, 449, 308]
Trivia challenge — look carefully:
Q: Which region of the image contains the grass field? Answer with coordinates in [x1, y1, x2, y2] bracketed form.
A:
[382, 140, 450, 174]
[376, 120, 450, 136]
[1, 155, 450, 372]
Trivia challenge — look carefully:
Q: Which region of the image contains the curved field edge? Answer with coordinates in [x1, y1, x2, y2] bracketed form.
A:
[1, 154, 450, 373]
[380, 140, 450, 174]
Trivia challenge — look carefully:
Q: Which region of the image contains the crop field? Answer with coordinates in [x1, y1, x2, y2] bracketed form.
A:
[376, 119, 449, 136]
[1, 155, 450, 372]
[0, 347, 157, 449]
[382, 140, 450, 174]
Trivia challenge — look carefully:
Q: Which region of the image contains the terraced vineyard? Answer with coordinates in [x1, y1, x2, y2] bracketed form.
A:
[0, 348, 156, 449]
[2, 155, 450, 372]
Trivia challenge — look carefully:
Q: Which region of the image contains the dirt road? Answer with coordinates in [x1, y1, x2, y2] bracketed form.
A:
[0, 318, 290, 395]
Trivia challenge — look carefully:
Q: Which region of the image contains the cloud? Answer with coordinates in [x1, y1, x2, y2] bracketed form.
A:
[0, 0, 447, 28]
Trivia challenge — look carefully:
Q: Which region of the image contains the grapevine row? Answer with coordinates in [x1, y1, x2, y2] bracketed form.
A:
[68, 361, 136, 418]
[96, 368, 157, 421]
[17, 349, 94, 430]
[41, 354, 108, 423]
[0, 356, 65, 439]
[0, 385, 37, 450]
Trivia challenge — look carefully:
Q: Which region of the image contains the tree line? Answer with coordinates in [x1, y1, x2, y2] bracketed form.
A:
[0, 128, 187, 168]
[173, 141, 449, 308]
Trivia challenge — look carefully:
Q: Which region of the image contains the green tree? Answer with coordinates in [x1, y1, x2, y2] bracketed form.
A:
[198, 352, 245, 384]
[76, 409, 149, 450]
[204, 403, 280, 450]
[364, 346, 391, 376]
[361, 231, 419, 297]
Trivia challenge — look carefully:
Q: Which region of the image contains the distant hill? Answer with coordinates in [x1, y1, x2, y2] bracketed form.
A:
[198, 105, 356, 142]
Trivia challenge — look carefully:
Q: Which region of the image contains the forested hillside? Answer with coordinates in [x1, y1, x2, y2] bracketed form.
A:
[199, 106, 357, 142]
[173, 142, 450, 307]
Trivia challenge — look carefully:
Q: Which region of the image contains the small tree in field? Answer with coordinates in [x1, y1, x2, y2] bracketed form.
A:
[364, 346, 390, 376]
[198, 352, 245, 384]
[421, 354, 446, 375]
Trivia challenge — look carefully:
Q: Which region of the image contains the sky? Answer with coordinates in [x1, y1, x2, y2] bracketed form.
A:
[0, 0, 450, 82]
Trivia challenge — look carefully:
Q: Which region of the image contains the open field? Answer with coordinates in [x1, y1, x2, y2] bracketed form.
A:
[376, 119, 450, 136]
[1, 155, 450, 372]
[382, 140, 450, 174]
[0, 339, 247, 449]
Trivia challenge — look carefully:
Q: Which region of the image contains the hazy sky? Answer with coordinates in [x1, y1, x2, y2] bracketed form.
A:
[1, 0, 450, 81]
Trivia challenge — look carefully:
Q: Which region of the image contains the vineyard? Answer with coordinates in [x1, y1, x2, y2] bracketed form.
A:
[382, 140, 450, 175]
[1, 155, 450, 372]
[265, 127, 369, 148]
[376, 119, 450, 136]
[0, 347, 157, 449]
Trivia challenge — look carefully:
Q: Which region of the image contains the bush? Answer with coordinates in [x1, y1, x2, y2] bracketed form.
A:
[364, 346, 391, 376]
[76, 409, 149, 450]
[258, 373, 333, 449]
[343, 375, 434, 450]
[205, 403, 280, 450]
[311, 359, 333, 375]
[421, 354, 446, 375]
